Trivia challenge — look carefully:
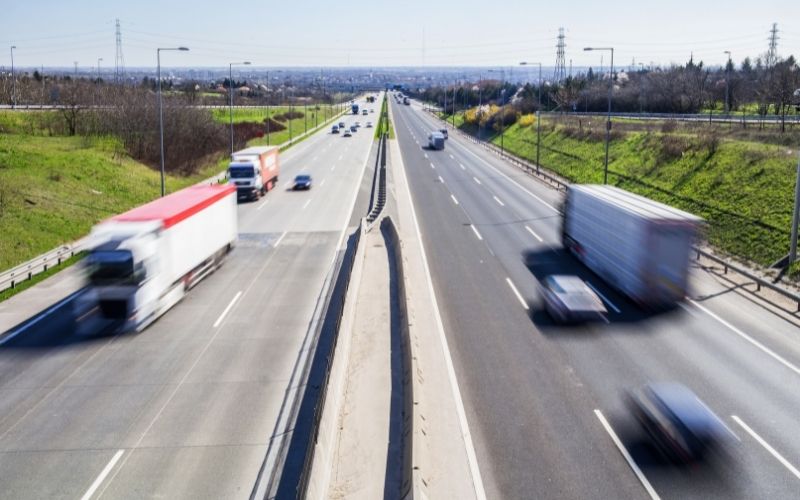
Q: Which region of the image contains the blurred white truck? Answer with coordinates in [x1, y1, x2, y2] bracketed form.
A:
[83, 185, 237, 331]
[561, 185, 702, 307]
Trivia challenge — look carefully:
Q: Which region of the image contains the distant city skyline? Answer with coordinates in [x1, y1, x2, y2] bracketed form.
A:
[3, 0, 799, 69]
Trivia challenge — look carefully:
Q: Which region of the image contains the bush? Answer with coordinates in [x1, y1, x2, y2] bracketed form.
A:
[661, 120, 678, 133]
[518, 114, 537, 127]
[659, 135, 687, 161]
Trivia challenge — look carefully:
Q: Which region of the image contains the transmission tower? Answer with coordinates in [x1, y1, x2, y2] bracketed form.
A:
[766, 22, 779, 67]
[553, 27, 567, 82]
[114, 19, 125, 83]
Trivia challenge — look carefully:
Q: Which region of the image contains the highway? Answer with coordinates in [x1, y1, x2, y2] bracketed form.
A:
[0, 96, 381, 499]
[391, 97, 800, 499]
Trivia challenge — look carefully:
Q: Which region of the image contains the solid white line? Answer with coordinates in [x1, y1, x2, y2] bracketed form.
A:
[430, 163, 436, 169]
[732, 415, 800, 480]
[460, 163, 466, 170]
[319, 179, 326, 187]
[473, 176, 482, 185]
[213, 291, 242, 328]
[505, 278, 529, 310]
[594, 410, 661, 500]
[395, 139, 487, 500]
[449, 154, 455, 159]
[302, 199, 311, 210]
[256, 199, 269, 211]
[273, 231, 287, 248]
[80, 449, 124, 500]
[525, 225, 544, 242]
[585, 282, 621, 313]
[424, 153, 429, 159]
[686, 300, 800, 377]
[438, 175, 444, 183]
[451, 194, 459, 205]
[493, 195, 505, 207]
[470, 224, 483, 241]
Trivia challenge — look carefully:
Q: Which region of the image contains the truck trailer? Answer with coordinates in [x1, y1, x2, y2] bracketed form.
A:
[351, 103, 360, 114]
[83, 185, 238, 331]
[228, 146, 280, 201]
[562, 185, 702, 307]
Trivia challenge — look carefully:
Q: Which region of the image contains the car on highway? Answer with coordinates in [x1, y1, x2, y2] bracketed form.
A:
[350, 125, 358, 133]
[339, 121, 345, 128]
[354, 121, 360, 127]
[439, 128, 449, 139]
[331, 125, 339, 134]
[343, 129, 352, 137]
[362, 109, 368, 115]
[366, 121, 373, 128]
[540, 275, 607, 323]
[292, 174, 312, 190]
[370, 109, 375, 113]
[627, 382, 735, 464]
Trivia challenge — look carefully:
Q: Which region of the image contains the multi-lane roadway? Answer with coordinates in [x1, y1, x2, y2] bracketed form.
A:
[391, 97, 800, 499]
[0, 97, 380, 499]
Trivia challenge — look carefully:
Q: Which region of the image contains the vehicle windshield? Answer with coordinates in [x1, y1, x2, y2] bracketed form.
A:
[295, 175, 311, 182]
[229, 166, 255, 178]
[86, 250, 142, 285]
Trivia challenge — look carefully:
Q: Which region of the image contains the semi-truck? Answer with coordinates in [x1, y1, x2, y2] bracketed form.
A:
[351, 103, 359, 114]
[82, 185, 238, 331]
[228, 146, 280, 201]
[428, 132, 445, 150]
[561, 185, 702, 307]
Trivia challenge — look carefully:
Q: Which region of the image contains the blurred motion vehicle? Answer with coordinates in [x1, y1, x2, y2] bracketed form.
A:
[352, 103, 359, 114]
[339, 121, 346, 128]
[562, 185, 702, 308]
[366, 121, 373, 128]
[362, 109, 368, 115]
[403, 97, 410, 105]
[331, 125, 339, 134]
[428, 132, 445, 150]
[293, 174, 312, 190]
[627, 383, 735, 463]
[439, 128, 448, 139]
[350, 125, 358, 133]
[82, 185, 237, 332]
[540, 275, 607, 323]
[343, 129, 352, 137]
[227, 146, 280, 201]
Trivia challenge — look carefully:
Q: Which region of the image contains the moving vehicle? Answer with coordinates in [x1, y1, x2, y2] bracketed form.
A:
[339, 121, 346, 128]
[366, 121, 373, 128]
[540, 275, 607, 323]
[293, 174, 312, 190]
[83, 185, 237, 332]
[403, 97, 410, 105]
[439, 128, 448, 139]
[362, 109, 368, 115]
[428, 132, 445, 150]
[562, 185, 702, 308]
[627, 383, 735, 463]
[343, 129, 352, 137]
[351, 103, 359, 114]
[227, 146, 280, 201]
[350, 125, 358, 133]
[331, 125, 339, 134]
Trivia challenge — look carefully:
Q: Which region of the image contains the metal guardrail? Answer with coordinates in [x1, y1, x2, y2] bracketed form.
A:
[0, 239, 87, 293]
[694, 248, 800, 311]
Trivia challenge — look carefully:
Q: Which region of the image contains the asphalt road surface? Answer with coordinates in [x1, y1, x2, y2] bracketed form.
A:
[0, 95, 381, 499]
[391, 96, 800, 500]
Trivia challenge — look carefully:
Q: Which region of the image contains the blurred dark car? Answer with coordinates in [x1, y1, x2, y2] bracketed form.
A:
[540, 275, 606, 323]
[439, 128, 449, 139]
[628, 383, 734, 464]
[293, 174, 312, 190]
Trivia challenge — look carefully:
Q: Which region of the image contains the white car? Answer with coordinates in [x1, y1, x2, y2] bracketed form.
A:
[540, 275, 607, 323]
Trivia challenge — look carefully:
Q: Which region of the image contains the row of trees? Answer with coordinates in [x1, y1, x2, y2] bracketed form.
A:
[413, 55, 800, 132]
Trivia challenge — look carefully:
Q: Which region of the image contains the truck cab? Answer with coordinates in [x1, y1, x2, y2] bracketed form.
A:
[228, 161, 264, 201]
[428, 132, 445, 150]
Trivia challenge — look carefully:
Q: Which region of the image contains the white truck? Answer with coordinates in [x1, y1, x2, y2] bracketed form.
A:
[561, 185, 702, 307]
[428, 132, 445, 150]
[83, 185, 237, 331]
[228, 146, 280, 201]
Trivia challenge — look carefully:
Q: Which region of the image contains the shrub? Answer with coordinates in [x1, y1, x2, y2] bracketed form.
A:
[661, 120, 678, 133]
[518, 114, 536, 127]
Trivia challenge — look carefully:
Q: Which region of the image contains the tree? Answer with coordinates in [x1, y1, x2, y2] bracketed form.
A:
[56, 80, 91, 136]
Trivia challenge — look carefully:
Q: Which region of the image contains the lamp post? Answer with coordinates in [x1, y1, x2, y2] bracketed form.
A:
[10, 46, 17, 109]
[229, 61, 251, 155]
[95, 57, 103, 107]
[157, 47, 189, 197]
[724, 51, 732, 117]
[584, 47, 614, 184]
[520, 62, 542, 173]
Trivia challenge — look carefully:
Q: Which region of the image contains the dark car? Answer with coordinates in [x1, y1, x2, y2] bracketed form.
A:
[293, 174, 312, 190]
[439, 128, 449, 139]
[627, 383, 735, 464]
[350, 125, 358, 133]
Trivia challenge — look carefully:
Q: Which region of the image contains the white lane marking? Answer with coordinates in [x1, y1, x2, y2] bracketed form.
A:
[505, 278, 529, 310]
[460, 163, 466, 170]
[685, 300, 800, 377]
[585, 281, 621, 313]
[256, 199, 269, 211]
[273, 231, 287, 248]
[594, 410, 661, 500]
[282, 180, 292, 189]
[424, 153, 429, 159]
[525, 225, 544, 242]
[451, 194, 459, 205]
[415, 140, 419, 145]
[302, 199, 311, 210]
[430, 163, 436, 169]
[473, 176, 482, 185]
[732, 415, 800, 480]
[395, 140, 487, 500]
[80, 449, 124, 500]
[470, 224, 483, 241]
[320, 179, 326, 187]
[331, 164, 337, 171]
[213, 291, 242, 328]
[493, 195, 505, 207]
[449, 154, 455, 159]
[461, 148, 559, 213]
[338, 154, 343, 160]
[438, 175, 444, 183]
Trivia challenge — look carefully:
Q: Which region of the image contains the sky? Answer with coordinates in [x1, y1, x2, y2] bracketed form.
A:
[2, 0, 799, 70]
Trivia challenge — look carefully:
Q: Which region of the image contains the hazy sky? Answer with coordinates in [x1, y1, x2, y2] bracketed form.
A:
[3, 0, 799, 69]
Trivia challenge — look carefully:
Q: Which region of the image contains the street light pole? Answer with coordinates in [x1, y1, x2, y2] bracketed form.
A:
[157, 47, 189, 197]
[229, 61, 251, 155]
[584, 47, 614, 184]
[95, 57, 103, 107]
[724, 51, 732, 117]
[10, 46, 17, 109]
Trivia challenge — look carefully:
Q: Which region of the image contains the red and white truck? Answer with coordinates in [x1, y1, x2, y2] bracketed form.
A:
[83, 185, 238, 331]
[228, 146, 280, 201]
